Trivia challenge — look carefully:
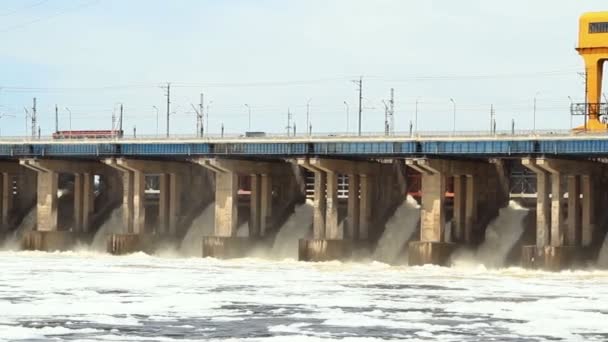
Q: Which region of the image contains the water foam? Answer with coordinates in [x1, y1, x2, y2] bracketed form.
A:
[372, 195, 420, 264]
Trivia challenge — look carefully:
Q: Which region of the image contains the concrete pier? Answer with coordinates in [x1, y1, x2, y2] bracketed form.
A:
[102, 158, 195, 254]
[405, 158, 503, 266]
[297, 158, 378, 261]
[521, 158, 602, 270]
[19, 159, 103, 251]
[194, 158, 298, 258]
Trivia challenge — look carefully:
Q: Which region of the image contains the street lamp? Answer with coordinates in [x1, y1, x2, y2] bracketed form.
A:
[65, 107, 72, 132]
[206, 101, 213, 136]
[244, 104, 251, 131]
[449, 98, 456, 134]
[306, 98, 312, 136]
[153, 106, 159, 135]
[343, 101, 349, 133]
[533, 91, 540, 133]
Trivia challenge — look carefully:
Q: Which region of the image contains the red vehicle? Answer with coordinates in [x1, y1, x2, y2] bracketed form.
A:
[52, 130, 123, 139]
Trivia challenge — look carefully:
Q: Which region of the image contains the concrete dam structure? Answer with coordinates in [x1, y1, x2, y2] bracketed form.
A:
[1, 134, 608, 270]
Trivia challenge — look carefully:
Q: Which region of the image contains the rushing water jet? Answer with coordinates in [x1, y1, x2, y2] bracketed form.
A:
[372, 195, 420, 264]
[179, 204, 215, 256]
[270, 201, 313, 259]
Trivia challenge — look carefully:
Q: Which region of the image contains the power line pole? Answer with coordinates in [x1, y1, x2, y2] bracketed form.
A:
[119, 104, 124, 136]
[31, 97, 37, 138]
[286, 108, 293, 136]
[352, 76, 363, 136]
[199, 93, 204, 137]
[162, 82, 171, 137]
[389, 88, 395, 135]
[489, 104, 495, 134]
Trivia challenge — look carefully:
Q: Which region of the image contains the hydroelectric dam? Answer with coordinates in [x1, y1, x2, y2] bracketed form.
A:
[1, 131, 608, 270]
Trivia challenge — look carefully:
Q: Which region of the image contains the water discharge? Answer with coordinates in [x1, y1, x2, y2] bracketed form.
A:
[179, 204, 214, 256]
[270, 200, 313, 259]
[372, 195, 420, 264]
[1, 208, 36, 250]
[453, 200, 529, 268]
[90, 207, 124, 251]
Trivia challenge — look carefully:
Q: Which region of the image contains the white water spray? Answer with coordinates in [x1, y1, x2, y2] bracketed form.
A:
[372, 195, 420, 264]
[270, 201, 313, 259]
[1, 208, 37, 250]
[90, 208, 124, 251]
[179, 204, 215, 256]
[453, 200, 529, 268]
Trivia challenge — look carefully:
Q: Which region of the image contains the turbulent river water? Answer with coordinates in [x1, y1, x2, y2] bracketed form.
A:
[0, 251, 607, 341]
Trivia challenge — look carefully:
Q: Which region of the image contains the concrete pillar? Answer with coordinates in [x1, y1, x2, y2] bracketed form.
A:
[325, 170, 340, 239]
[158, 173, 169, 234]
[73, 173, 83, 232]
[359, 174, 372, 240]
[452, 175, 465, 242]
[566, 175, 581, 246]
[260, 174, 272, 236]
[536, 171, 550, 248]
[464, 175, 476, 243]
[420, 173, 445, 242]
[1, 173, 12, 227]
[133, 170, 146, 234]
[249, 174, 261, 237]
[346, 174, 360, 240]
[215, 171, 238, 237]
[312, 171, 326, 239]
[581, 175, 595, 247]
[550, 173, 565, 247]
[37, 171, 58, 232]
[122, 171, 134, 233]
[82, 172, 93, 232]
[169, 173, 180, 235]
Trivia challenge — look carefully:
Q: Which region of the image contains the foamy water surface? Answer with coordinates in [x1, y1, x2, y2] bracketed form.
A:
[0, 251, 607, 341]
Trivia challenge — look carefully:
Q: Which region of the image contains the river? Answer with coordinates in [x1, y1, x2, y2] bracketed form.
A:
[0, 251, 606, 341]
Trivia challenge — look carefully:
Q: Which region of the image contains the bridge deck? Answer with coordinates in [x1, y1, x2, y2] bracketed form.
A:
[1, 131, 608, 158]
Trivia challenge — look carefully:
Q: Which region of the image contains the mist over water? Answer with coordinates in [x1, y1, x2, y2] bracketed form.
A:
[453, 200, 529, 268]
[90, 208, 124, 251]
[179, 204, 214, 257]
[270, 201, 313, 259]
[372, 195, 420, 264]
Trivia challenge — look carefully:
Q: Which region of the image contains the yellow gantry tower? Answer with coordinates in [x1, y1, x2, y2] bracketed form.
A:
[576, 12, 608, 131]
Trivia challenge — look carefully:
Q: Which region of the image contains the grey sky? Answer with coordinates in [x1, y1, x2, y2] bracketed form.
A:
[0, 0, 606, 136]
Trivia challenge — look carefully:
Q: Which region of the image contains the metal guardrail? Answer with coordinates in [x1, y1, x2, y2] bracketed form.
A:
[0, 128, 606, 143]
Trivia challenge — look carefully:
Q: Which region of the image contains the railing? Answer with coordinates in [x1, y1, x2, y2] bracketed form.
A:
[570, 103, 608, 117]
[0, 128, 606, 143]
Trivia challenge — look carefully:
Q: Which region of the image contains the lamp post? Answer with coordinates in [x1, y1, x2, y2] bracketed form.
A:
[449, 98, 456, 135]
[343, 101, 349, 133]
[206, 101, 213, 136]
[153, 106, 159, 135]
[306, 98, 312, 136]
[244, 104, 251, 131]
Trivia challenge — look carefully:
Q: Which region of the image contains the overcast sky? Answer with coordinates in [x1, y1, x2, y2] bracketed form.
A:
[0, 0, 606, 136]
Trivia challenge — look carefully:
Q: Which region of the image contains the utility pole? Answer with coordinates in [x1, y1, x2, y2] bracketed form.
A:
[286, 108, 293, 136]
[489, 104, 495, 134]
[352, 76, 363, 136]
[31, 98, 37, 138]
[306, 99, 311, 136]
[389, 88, 395, 135]
[382, 100, 389, 136]
[55, 105, 58, 133]
[199, 93, 204, 137]
[162, 82, 171, 137]
[119, 104, 124, 135]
